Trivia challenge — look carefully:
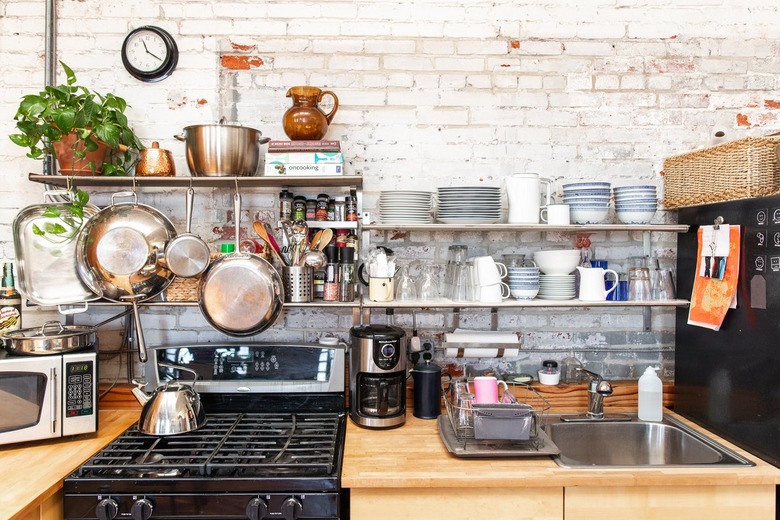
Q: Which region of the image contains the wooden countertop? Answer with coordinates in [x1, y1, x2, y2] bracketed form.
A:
[1, 409, 139, 520]
[341, 410, 780, 489]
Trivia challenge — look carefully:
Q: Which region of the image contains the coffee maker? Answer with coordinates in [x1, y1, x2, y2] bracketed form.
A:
[349, 324, 406, 429]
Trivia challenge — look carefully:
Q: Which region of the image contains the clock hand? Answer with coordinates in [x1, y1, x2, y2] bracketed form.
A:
[146, 50, 163, 61]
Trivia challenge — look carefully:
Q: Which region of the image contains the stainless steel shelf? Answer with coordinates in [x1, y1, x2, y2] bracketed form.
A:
[360, 299, 690, 309]
[28, 173, 363, 189]
[363, 223, 689, 233]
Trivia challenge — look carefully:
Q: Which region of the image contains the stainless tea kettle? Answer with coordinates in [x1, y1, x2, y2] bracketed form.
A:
[131, 363, 206, 436]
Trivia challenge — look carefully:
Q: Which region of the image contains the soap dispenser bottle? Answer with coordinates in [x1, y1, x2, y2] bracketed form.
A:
[638, 366, 663, 421]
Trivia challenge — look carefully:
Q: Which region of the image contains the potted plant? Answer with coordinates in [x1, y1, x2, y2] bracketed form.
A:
[9, 61, 143, 176]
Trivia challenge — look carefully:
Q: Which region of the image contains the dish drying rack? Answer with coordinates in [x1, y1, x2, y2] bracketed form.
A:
[440, 382, 555, 454]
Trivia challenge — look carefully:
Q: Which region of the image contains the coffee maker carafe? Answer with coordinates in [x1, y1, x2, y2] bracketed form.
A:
[349, 324, 406, 429]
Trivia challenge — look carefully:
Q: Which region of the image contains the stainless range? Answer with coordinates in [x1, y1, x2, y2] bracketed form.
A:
[63, 340, 347, 520]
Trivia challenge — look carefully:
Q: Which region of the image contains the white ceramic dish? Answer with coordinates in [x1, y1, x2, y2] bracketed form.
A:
[570, 207, 609, 224]
[616, 210, 656, 224]
[511, 288, 539, 300]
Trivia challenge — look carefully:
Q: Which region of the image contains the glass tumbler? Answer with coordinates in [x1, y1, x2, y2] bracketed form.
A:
[394, 263, 417, 301]
[628, 267, 652, 301]
[652, 268, 676, 300]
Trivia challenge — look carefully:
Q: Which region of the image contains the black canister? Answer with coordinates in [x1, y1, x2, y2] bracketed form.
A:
[411, 360, 442, 420]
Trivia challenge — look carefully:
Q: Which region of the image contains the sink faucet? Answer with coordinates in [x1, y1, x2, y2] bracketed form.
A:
[577, 368, 613, 419]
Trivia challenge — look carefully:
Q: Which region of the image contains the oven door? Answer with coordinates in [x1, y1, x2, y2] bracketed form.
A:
[0, 355, 59, 444]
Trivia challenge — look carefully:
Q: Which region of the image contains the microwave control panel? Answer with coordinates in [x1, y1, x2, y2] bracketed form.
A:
[65, 359, 94, 417]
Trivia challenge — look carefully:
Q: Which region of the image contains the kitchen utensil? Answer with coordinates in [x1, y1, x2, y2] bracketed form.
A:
[628, 267, 652, 301]
[135, 141, 176, 176]
[174, 118, 270, 177]
[316, 228, 333, 250]
[505, 173, 552, 224]
[303, 249, 327, 269]
[2, 320, 96, 355]
[290, 219, 309, 265]
[576, 266, 619, 301]
[282, 86, 339, 141]
[199, 193, 284, 336]
[473, 256, 507, 285]
[652, 268, 676, 300]
[478, 282, 510, 303]
[12, 190, 101, 308]
[540, 204, 571, 225]
[252, 221, 287, 266]
[131, 362, 206, 436]
[165, 188, 211, 278]
[470, 376, 509, 404]
[76, 191, 177, 362]
[310, 229, 324, 250]
[282, 265, 313, 303]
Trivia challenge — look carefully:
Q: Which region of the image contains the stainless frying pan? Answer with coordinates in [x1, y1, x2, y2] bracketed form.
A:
[198, 193, 284, 336]
[165, 187, 210, 278]
[76, 191, 177, 362]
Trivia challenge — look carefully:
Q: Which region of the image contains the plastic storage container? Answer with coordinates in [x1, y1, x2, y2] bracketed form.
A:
[638, 366, 663, 422]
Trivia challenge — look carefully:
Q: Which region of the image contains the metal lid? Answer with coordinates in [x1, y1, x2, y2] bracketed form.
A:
[3, 320, 95, 340]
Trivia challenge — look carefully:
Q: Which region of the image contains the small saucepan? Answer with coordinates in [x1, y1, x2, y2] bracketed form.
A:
[164, 187, 211, 278]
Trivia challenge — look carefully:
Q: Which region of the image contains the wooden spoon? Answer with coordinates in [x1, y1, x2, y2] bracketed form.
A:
[310, 229, 324, 251]
[316, 228, 333, 250]
[253, 221, 287, 266]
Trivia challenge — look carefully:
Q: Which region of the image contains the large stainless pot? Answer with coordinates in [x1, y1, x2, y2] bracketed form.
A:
[175, 118, 271, 177]
[132, 363, 206, 436]
[2, 321, 96, 355]
[76, 191, 177, 362]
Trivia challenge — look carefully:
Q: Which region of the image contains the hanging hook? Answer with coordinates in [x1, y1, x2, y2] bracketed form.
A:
[713, 216, 724, 230]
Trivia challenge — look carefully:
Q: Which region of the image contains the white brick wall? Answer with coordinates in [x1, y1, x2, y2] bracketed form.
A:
[2, 0, 778, 381]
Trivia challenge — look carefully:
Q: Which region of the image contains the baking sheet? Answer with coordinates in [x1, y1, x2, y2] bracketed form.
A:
[437, 415, 560, 458]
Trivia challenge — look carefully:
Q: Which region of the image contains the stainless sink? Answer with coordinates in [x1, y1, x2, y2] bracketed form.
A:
[544, 414, 754, 468]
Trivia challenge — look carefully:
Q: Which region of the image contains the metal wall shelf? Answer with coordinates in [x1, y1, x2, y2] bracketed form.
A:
[28, 173, 363, 189]
[363, 223, 689, 233]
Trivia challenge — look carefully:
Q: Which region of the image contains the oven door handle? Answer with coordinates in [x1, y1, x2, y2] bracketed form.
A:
[50, 367, 58, 434]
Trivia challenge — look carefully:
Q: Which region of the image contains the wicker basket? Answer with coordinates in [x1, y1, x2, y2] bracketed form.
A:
[164, 253, 221, 302]
[662, 136, 780, 208]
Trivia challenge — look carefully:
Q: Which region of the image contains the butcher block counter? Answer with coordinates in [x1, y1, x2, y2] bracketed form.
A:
[342, 411, 780, 520]
[0, 409, 139, 520]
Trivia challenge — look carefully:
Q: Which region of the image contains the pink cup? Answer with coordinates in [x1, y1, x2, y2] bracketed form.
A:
[470, 376, 509, 404]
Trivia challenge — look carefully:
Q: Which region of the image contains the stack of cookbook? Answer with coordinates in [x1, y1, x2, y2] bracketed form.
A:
[264, 140, 344, 175]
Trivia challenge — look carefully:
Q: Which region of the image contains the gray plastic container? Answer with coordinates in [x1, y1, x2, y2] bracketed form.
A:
[472, 403, 534, 441]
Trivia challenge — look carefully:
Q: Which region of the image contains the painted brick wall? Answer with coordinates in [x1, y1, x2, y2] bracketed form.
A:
[1, 0, 778, 383]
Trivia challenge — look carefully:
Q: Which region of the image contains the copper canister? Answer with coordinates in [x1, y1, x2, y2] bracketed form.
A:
[136, 141, 176, 176]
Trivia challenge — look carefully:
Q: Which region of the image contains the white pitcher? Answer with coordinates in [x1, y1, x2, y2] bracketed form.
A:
[576, 266, 619, 301]
[505, 173, 552, 224]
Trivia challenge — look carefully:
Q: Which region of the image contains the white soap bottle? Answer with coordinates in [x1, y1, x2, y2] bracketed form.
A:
[638, 366, 663, 421]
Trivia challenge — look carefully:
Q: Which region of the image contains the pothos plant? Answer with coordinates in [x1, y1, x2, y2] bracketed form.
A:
[33, 188, 92, 245]
[9, 61, 143, 176]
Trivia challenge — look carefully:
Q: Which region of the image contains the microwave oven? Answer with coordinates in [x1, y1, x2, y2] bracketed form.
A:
[0, 348, 98, 446]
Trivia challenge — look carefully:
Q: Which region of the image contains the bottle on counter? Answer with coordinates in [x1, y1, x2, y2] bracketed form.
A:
[0, 262, 22, 336]
[323, 244, 340, 302]
[338, 246, 356, 302]
[345, 229, 359, 258]
[638, 366, 663, 422]
[345, 189, 358, 222]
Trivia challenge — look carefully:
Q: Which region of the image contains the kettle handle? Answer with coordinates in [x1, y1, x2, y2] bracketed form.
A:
[159, 362, 199, 384]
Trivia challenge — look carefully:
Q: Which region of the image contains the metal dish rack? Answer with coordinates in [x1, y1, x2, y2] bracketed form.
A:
[441, 382, 553, 453]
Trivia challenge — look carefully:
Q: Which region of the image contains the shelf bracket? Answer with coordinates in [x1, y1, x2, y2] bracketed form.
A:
[642, 229, 652, 331]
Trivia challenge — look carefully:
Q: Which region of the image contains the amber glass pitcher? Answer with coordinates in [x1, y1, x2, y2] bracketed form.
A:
[282, 86, 339, 140]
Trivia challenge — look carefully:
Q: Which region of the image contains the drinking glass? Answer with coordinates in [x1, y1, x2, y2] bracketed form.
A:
[652, 268, 676, 300]
[417, 263, 440, 301]
[394, 263, 417, 301]
[444, 245, 468, 298]
[628, 267, 652, 301]
[450, 263, 471, 302]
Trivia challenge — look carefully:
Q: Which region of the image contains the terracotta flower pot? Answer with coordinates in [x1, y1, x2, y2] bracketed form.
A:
[52, 131, 110, 175]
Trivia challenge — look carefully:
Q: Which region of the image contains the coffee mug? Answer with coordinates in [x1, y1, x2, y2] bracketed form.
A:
[368, 277, 395, 302]
[479, 282, 511, 303]
[473, 256, 507, 286]
[470, 376, 509, 404]
[540, 204, 571, 225]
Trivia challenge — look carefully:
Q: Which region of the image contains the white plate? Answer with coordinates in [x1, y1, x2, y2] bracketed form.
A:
[437, 217, 502, 224]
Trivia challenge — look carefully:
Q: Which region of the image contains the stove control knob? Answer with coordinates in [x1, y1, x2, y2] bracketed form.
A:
[245, 497, 268, 520]
[96, 498, 119, 520]
[130, 498, 154, 520]
[280, 497, 303, 520]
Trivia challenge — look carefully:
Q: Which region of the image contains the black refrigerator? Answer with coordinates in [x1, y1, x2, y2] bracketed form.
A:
[675, 196, 780, 480]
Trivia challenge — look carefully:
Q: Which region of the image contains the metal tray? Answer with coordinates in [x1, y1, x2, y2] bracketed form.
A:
[437, 415, 560, 458]
[13, 191, 100, 307]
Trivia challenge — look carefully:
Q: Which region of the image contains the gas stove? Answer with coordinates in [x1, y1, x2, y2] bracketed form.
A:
[64, 341, 347, 520]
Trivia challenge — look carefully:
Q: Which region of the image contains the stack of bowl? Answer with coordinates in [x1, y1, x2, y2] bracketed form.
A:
[561, 181, 612, 224]
[533, 249, 580, 300]
[507, 265, 540, 300]
[613, 185, 658, 224]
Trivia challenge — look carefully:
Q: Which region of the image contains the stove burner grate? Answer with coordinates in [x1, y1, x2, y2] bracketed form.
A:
[77, 412, 342, 479]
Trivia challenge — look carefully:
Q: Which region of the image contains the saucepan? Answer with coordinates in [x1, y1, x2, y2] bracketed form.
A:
[198, 192, 284, 336]
[76, 191, 177, 362]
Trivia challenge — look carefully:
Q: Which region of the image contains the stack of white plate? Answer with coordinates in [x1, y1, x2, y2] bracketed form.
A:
[436, 186, 502, 224]
[561, 181, 611, 224]
[613, 185, 658, 224]
[538, 274, 576, 300]
[379, 190, 434, 224]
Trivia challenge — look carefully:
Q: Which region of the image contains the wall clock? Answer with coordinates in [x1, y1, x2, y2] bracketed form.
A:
[121, 25, 178, 82]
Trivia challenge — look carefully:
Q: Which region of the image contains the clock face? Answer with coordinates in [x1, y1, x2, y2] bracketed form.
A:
[122, 26, 178, 82]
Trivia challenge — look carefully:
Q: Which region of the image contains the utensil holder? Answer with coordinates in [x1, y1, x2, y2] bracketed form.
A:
[283, 265, 313, 302]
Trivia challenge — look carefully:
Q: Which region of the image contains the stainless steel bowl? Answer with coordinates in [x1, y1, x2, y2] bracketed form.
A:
[175, 120, 270, 177]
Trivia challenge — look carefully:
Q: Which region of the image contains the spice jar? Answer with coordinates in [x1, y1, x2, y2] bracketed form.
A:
[315, 193, 329, 221]
[292, 196, 307, 221]
[279, 189, 293, 221]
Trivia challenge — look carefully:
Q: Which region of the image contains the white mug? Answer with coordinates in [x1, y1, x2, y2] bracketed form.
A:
[473, 256, 507, 286]
[479, 282, 511, 303]
[540, 204, 571, 225]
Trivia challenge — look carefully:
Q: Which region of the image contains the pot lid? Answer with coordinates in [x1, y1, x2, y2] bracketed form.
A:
[2, 320, 95, 340]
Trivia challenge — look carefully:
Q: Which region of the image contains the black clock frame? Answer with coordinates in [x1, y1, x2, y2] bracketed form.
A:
[121, 25, 178, 83]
